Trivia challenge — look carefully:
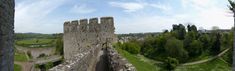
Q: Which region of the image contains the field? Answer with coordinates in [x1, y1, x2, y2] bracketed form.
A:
[14, 52, 28, 62]
[116, 48, 231, 71]
[116, 48, 160, 71]
[16, 39, 55, 47]
[14, 64, 22, 71]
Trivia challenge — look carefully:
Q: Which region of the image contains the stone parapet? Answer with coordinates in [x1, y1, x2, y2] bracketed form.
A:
[107, 47, 136, 71]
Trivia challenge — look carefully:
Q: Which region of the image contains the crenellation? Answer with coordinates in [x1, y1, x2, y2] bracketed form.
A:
[51, 17, 135, 71]
[88, 18, 98, 32]
[79, 19, 88, 32]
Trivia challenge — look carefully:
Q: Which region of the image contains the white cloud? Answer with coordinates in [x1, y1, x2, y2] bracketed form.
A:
[15, 0, 66, 33]
[149, 3, 171, 12]
[181, 0, 215, 10]
[115, 15, 178, 33]
[193, 8, 233, 30]
[180, 0, 233, 30]
[109, 1, 172, 13]
[70, 4, 96, 14]
[115, 0, 233, 33]
[109, 2, 145, 12]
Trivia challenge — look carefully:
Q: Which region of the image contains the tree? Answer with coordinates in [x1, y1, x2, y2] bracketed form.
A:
[211, 33, 221, 55]
[188, 40, 203, 57]
[172, 24, 186, 40]
[162, 57, 179, 71]
[198, 34, 211, 51]
[187, 24, 197, 32]
[56, 37, 63, 55]
[122, 42, 141, 54]
[165, 37, 188, 62]
[184, 31, 196, 51]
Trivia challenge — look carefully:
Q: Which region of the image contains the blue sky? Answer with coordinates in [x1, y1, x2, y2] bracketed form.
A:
[15, 0, 233, 34]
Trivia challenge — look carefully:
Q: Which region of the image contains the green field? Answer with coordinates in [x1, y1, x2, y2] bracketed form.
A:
[16, 39, 55, 47]
[14, 52, 28, 62]
[116, 48, 231, 71]
[14, 64, 22, 71]
[116, 48, 159, 71]
[16, 39, 54, 45]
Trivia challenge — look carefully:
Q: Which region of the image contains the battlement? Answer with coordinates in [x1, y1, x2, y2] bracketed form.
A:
[50, 17, 135, 71]
[64, 17, 114, 33]
[63, 16, 116, 60]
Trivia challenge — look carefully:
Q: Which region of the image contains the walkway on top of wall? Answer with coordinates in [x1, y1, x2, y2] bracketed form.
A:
[92, 48, 109, 71]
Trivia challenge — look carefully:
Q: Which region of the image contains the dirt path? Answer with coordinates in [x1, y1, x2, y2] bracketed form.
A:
[181, 48, 231, 66]
[15, 61, 34, 71]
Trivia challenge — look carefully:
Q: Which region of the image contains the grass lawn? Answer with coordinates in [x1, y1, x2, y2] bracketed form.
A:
[16, 39, 54, 45]
[116, 48, 160, 71]
[187, 52, 212, 62]
[14, 52, 28, 62]
[14, 64, 22, 71]
[16, 38, 55, 47]
[175, 58, 231, 71]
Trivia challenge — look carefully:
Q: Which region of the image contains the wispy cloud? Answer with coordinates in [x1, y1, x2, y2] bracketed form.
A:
[70, 4, 96, 14]
[109, 2, 145, 12]
[109, 1, 172, 13]
[15, 0, 66, 33]
[149, 3, 172, 12]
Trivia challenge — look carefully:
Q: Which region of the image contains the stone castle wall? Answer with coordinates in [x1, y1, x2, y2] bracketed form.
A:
[106, 47, 136, 71]
[50, 17, 116, 71]
[63, 17, 116, 60]
[0, 0, 15, 71]
[50, 17, 136, 71]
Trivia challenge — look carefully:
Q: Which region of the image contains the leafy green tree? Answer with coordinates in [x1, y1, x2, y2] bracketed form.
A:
[187, 25, 197, 32]
[56, 37, 63, 55]
[122, 42, 141, 54]
[211, 33, 221, 55]
[162, 57, 179, 71]
[172, 24, 186, 40]
[220, 33, 230, 49]
[165, 37, 188, 62]
[198, 34, 211, 51]
[184, 31, 196, 51]
[188, 40, 203, 57]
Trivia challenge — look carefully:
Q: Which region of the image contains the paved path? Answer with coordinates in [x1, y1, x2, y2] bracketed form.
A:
[181, 48, 231, 66]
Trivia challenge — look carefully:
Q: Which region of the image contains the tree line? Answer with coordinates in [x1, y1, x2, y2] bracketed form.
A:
[114, 24, 233, 70]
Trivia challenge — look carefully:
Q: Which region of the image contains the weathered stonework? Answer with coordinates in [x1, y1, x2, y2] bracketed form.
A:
[0, 0, 15, 71]
[50, 17, 135, 71]
[107, 47, 136, 71]
[63, 17, 116, 60]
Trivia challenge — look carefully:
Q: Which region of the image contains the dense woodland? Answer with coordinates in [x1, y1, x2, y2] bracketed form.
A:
[114, 24, 233, 70]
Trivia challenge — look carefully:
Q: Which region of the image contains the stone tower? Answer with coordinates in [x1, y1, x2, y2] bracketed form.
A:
[0, 0, 15, 71]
